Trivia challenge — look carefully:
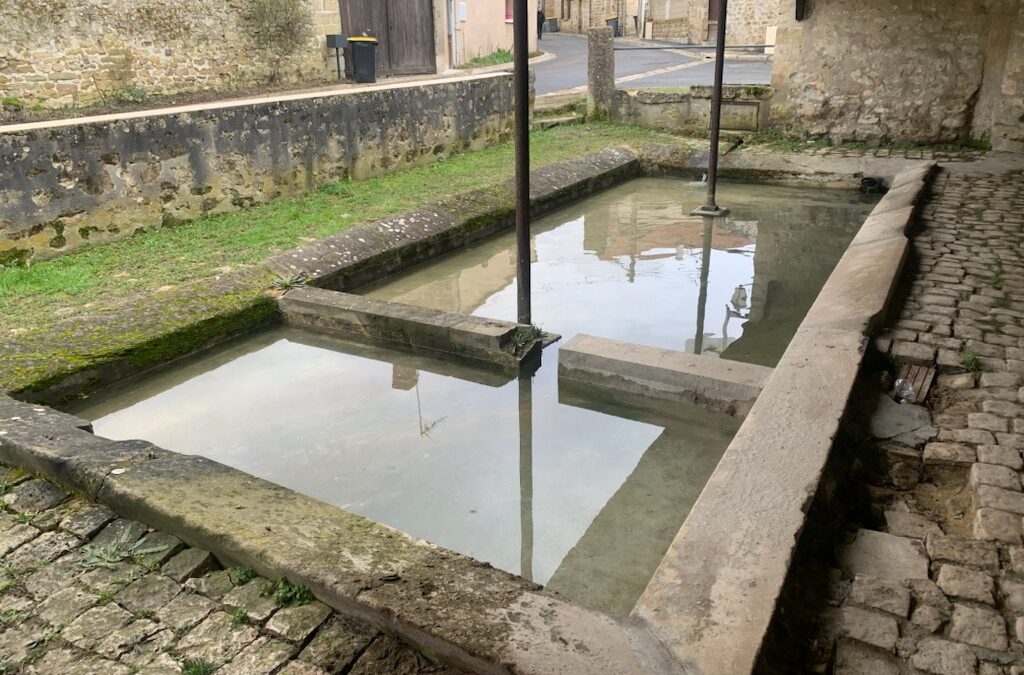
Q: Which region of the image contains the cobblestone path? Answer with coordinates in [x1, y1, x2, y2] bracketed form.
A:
[0, 466, 459, 674]
[806, 168, 1024, 674]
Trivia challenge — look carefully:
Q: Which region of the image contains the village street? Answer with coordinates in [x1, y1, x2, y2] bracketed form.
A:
[532, 32, 773, 95]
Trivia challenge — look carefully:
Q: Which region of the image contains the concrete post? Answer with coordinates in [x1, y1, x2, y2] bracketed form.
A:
[587, 27, 615, 121]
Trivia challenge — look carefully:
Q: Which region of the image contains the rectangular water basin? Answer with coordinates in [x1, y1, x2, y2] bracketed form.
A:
[71, 176, 876, 618]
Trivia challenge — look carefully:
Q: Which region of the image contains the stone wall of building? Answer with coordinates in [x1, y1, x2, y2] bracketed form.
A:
[0, 0, 340, 111]
[770, 0, 1024, 147]
[647, 0, 779, 45]
[991, 4, 1024, 152]
[0, 74, 515, 265]
[725, 0, 780, 45]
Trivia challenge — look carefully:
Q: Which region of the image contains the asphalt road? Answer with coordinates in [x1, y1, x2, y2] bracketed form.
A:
[533, 33, 772, 96]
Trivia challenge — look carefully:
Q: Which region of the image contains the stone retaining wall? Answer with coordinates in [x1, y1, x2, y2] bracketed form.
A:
[0, 74, 515, 265]
[0, 0, 339, 111]
[631, 163, 936, 674]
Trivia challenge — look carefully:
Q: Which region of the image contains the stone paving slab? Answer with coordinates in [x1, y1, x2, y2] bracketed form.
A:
[0, 466, 462, 674]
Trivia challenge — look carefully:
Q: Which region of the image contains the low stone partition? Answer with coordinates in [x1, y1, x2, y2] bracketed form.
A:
[629, 162, 936, 674]
[0, 73, 515, 265]
[558, 334, 772, 416]
[279, 286, 550, 368]
[615, 85, 772, 134]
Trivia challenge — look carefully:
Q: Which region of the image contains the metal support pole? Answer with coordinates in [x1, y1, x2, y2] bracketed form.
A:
[513, 0, 532, 325]
[692, 0, 729, 217]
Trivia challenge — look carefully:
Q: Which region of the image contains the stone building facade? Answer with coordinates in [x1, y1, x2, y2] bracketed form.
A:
[770, 0, 1024, 150]
[0, 0, 341, 110]
[543, 0, 641, 35]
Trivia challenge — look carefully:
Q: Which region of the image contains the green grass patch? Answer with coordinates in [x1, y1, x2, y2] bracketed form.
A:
[0, 124, 695, 334]
[266, 578, 313, 607]
[462, 48, 513, 68]
[961, 349, 982, 373]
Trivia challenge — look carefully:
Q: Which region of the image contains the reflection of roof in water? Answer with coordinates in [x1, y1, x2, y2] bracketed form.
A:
[586, 216, 755, 262]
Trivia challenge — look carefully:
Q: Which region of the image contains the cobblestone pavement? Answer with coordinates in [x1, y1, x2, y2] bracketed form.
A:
[0, 466, 460, 674]
[802, 168, 1024, 674]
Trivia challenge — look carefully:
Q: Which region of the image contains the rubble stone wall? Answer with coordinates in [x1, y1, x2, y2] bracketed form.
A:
[0, 0, 340, 111]
[770, 0, 1024, 148]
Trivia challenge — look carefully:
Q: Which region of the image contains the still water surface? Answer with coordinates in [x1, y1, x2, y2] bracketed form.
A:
[73, 178, 875, 616]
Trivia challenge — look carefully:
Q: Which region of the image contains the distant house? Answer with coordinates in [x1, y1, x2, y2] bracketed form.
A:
[543, 0, 641, 35]
[338, 0, 539, 76]
[544, 0, 778, 47]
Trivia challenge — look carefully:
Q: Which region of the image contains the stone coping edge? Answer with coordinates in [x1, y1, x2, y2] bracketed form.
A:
[0, 72, 513, 135]
[264, 145, 647, 291]
[630, 162, 937, 674]
[0, 393, 680, 675]
[557, 333, 772, 416]
[278, 286, 550, 368]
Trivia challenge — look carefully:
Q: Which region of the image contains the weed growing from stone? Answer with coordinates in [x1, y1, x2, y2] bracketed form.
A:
[992, 258, 1005, 290]
[266, 578, 313, 607]
[14, 512, 35, 525]
[181, 657, 217, 675]
[506, 325, 543, 354]
[80, 529, 168, 570]
[230, 567, 256, 585]
[23, 629, 60, 664]
[231, 608, 250, 626]
[96, 589, 117, 605]
[271, 273, 309, 291]
[961, 349, 982, 373]
[0, 609, 19, 626]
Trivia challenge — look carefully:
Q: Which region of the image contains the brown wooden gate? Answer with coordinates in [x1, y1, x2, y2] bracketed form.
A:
[339, 0, 437, 76]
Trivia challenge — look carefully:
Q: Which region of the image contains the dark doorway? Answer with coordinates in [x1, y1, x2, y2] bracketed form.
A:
[706, 0, 719, 43]
[339, 0, 436, 76]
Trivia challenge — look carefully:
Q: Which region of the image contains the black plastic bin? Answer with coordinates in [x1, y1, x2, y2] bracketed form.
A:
[347, 36, 378, 83]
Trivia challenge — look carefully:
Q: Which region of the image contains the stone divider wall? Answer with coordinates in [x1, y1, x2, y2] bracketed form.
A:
[615, 85, 772, 133]
[0, 73, 515, 266]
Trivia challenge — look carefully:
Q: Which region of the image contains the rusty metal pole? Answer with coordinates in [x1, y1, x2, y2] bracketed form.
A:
[514, 0, 532, 325]
[693, 0, 729, 216]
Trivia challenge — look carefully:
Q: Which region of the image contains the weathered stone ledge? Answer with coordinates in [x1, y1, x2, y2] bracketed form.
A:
[1, 267, 277, 405]
[0, 395, 676, 675]
[630, 163, 937, 674]
[279, 286, 551, 368]
[558, 333, 772, 416]
[264, 146, 645, 290]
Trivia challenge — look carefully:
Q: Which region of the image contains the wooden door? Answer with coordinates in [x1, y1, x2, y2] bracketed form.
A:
[338, 0, 436, 76]
[385, 0, 436, 75]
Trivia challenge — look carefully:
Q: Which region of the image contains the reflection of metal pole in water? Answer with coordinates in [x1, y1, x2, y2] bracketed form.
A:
[691, 0, 729, 217]
[694, 217, 714, 354]
[513, 0, 532, 325]
[518, 372, 534, 582]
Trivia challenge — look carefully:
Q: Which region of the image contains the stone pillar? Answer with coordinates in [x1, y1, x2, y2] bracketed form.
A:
[587, 26, 615, 121]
